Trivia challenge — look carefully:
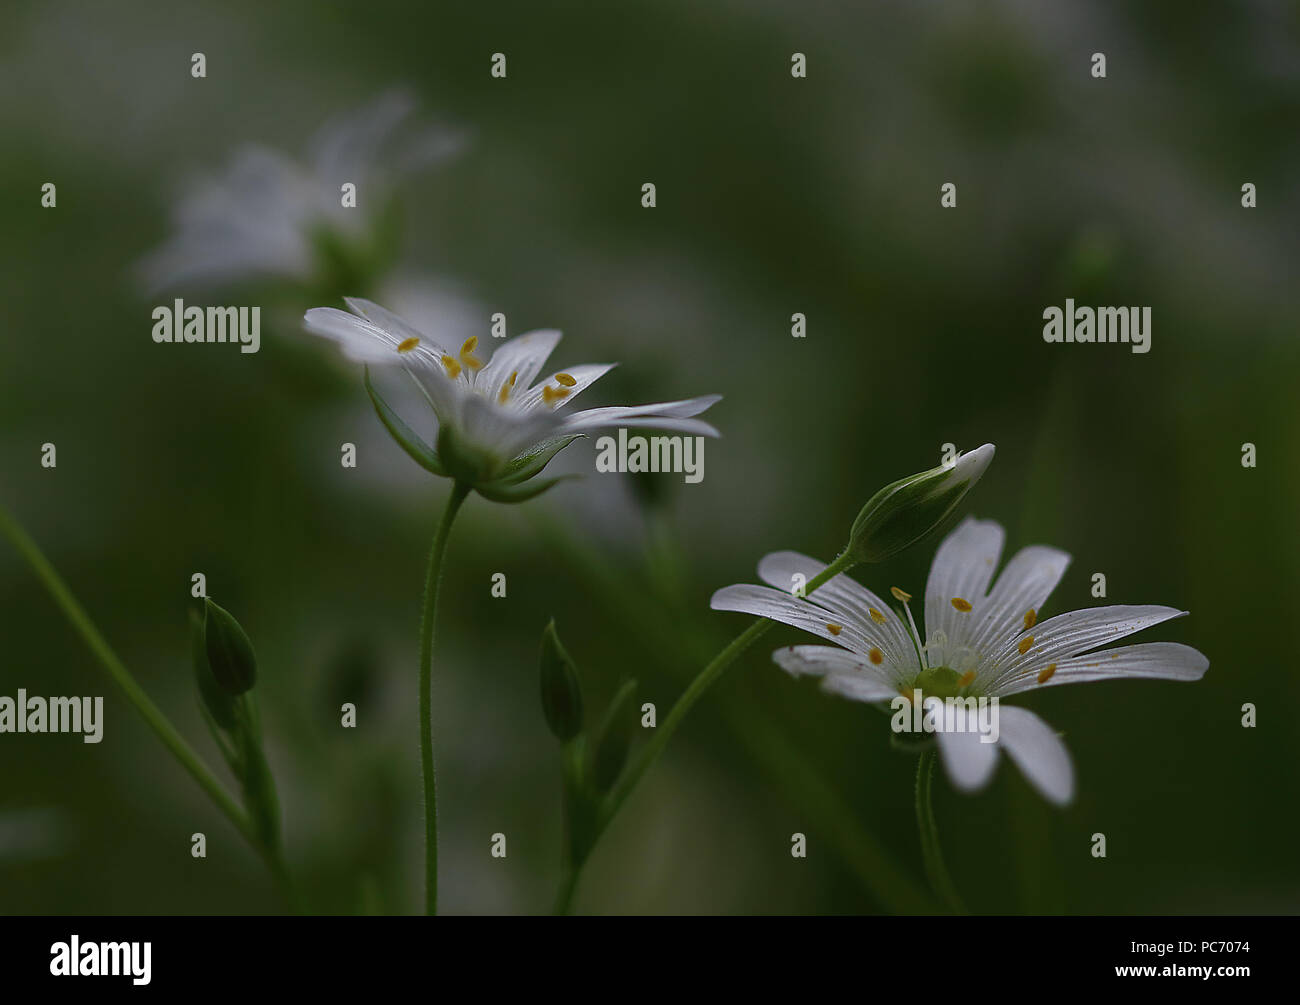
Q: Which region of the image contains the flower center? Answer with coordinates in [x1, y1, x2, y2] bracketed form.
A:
[910, 665, 975, 700]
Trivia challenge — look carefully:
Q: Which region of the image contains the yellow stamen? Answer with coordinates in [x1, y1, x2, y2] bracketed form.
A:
[1037, 662, 1057, 684]
[397, 336, 420, 353]
[951, 597, 972, 612]
[826, 623, 842, 636]
[868, 647, 883, 665]
[458, 336, 483, 371]
[542, 385, 571, 404]
[1018, 635, 1035, 655]
[890, 586, 912, 603]
[497, 370, 519, 405]
[898, 689, 912, 702]
[868, 607, 887, 624]
[1024, 608, 1037, 630]
[441, 355, 462, 378]
[957, 670, 975, 688]
[555, 372, 577, 387]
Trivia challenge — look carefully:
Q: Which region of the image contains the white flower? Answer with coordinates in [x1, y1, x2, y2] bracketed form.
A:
[303, 297, 721, 495]
[710, 517, 1208, 805]
[138, 91, 464, 293]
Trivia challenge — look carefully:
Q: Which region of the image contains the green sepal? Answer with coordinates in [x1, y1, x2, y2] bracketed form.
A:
[475, 474, 578, 504]
[203, 598, 258, 695]
[539, 620, 584, 742]
[190, 608, 238, 733]
[363, 366, 448, 477]
[496, 434, 583, 486]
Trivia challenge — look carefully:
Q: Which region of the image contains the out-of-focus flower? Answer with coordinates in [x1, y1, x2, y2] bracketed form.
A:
[302, 298, 721, 501]
[711, 517, 1208, 805]
[137, 91, 465, 294]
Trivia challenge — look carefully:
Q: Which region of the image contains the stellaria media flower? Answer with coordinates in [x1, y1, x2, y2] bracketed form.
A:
[711, 517, 1209, 804]
[303, 297, 721, 500]
[138, 91, 465, 294]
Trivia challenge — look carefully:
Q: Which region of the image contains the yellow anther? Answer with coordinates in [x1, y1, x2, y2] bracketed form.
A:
[951, 597, 972, 612]
[957, 670, 975, 688]
[898, 690, 912, 703]
[458, 336, 483, 371]
[555, 372, 577, 387]
[868, 607, 887, 624]
[497, 370, 519, 404]
[890, 586, 912, 603]
[542, 385, 572, 404]
[868, 647, 883, 665]
[397, 336, 420, 353]
[441, 355, 462, 378]
[1024, 608, 1037, 630]
[826, 623, 843, 636]
[1037, 662, 1057, 684]
[1018, 635, 1035, 655]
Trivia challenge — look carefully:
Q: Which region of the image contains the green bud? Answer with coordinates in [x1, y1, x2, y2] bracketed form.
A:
[203, 598, 258, 695]
[591, 678, 638, 793]
[539, 620, 584, 742]
[191, 609, 237, 730]
[846, 444, 994, 564]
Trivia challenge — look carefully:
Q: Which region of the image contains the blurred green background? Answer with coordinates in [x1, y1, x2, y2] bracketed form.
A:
[2, 0, 1297, 915]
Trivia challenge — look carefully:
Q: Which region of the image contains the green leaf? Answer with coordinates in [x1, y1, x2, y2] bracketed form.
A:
[363, 366, 448, 477]
[475, 474, 578, 504]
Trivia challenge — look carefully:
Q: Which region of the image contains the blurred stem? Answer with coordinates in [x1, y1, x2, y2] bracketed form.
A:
[915, 750, 966, 914]
[534, 514, 933, 912]
[567, 553, 854, 902]
[417, 480, 471, 916]
[0, 503, 291, 887]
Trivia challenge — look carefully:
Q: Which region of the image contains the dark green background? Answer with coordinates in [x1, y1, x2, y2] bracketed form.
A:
[2, 0, 1296, 914]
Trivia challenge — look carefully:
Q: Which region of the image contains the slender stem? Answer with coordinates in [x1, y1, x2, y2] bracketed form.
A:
[915, 749, 966, 914]
[0, 503, 257, 847]
[554, 867, 580, 916]
[418, 481, 471, 916]
[586, 553, 856, 886]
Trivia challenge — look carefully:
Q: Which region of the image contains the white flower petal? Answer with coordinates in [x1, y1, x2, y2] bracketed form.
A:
[303, 307, 408, 364]
[994, 641, 1209, 696]
[985, 605, 1189, 690]
[710, 584, 880, 656]
[935, 726, 1000, 793]
[924, 517, 1005, 664]
[968, 544, 1071, 685]
[756, 551, 917, 672]
[344, 297, 456, 355]
[514, 363, 616, 411]
[772, 645, 900, 699]
[995, 705, 1074, 805]
[457, 394, 560, 459]
[478, 329, 563, 404]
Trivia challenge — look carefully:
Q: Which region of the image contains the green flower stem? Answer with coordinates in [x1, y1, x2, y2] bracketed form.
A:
[915, 749, 966, 914]
[417, 480, 471, 916]
[0, 503, 277, 873]
[573, 554, 856, 896]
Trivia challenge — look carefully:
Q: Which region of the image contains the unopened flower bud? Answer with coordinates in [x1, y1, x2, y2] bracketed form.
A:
[847, 444, 995, 564]
[203, 598, 258, 695]
[539, 620, 584, 742]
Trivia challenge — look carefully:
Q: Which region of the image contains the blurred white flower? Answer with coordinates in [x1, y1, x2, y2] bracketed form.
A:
[137, 91, 464, 293]
[711, 517, 1208, 805]
[303, 297, 721, 500]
